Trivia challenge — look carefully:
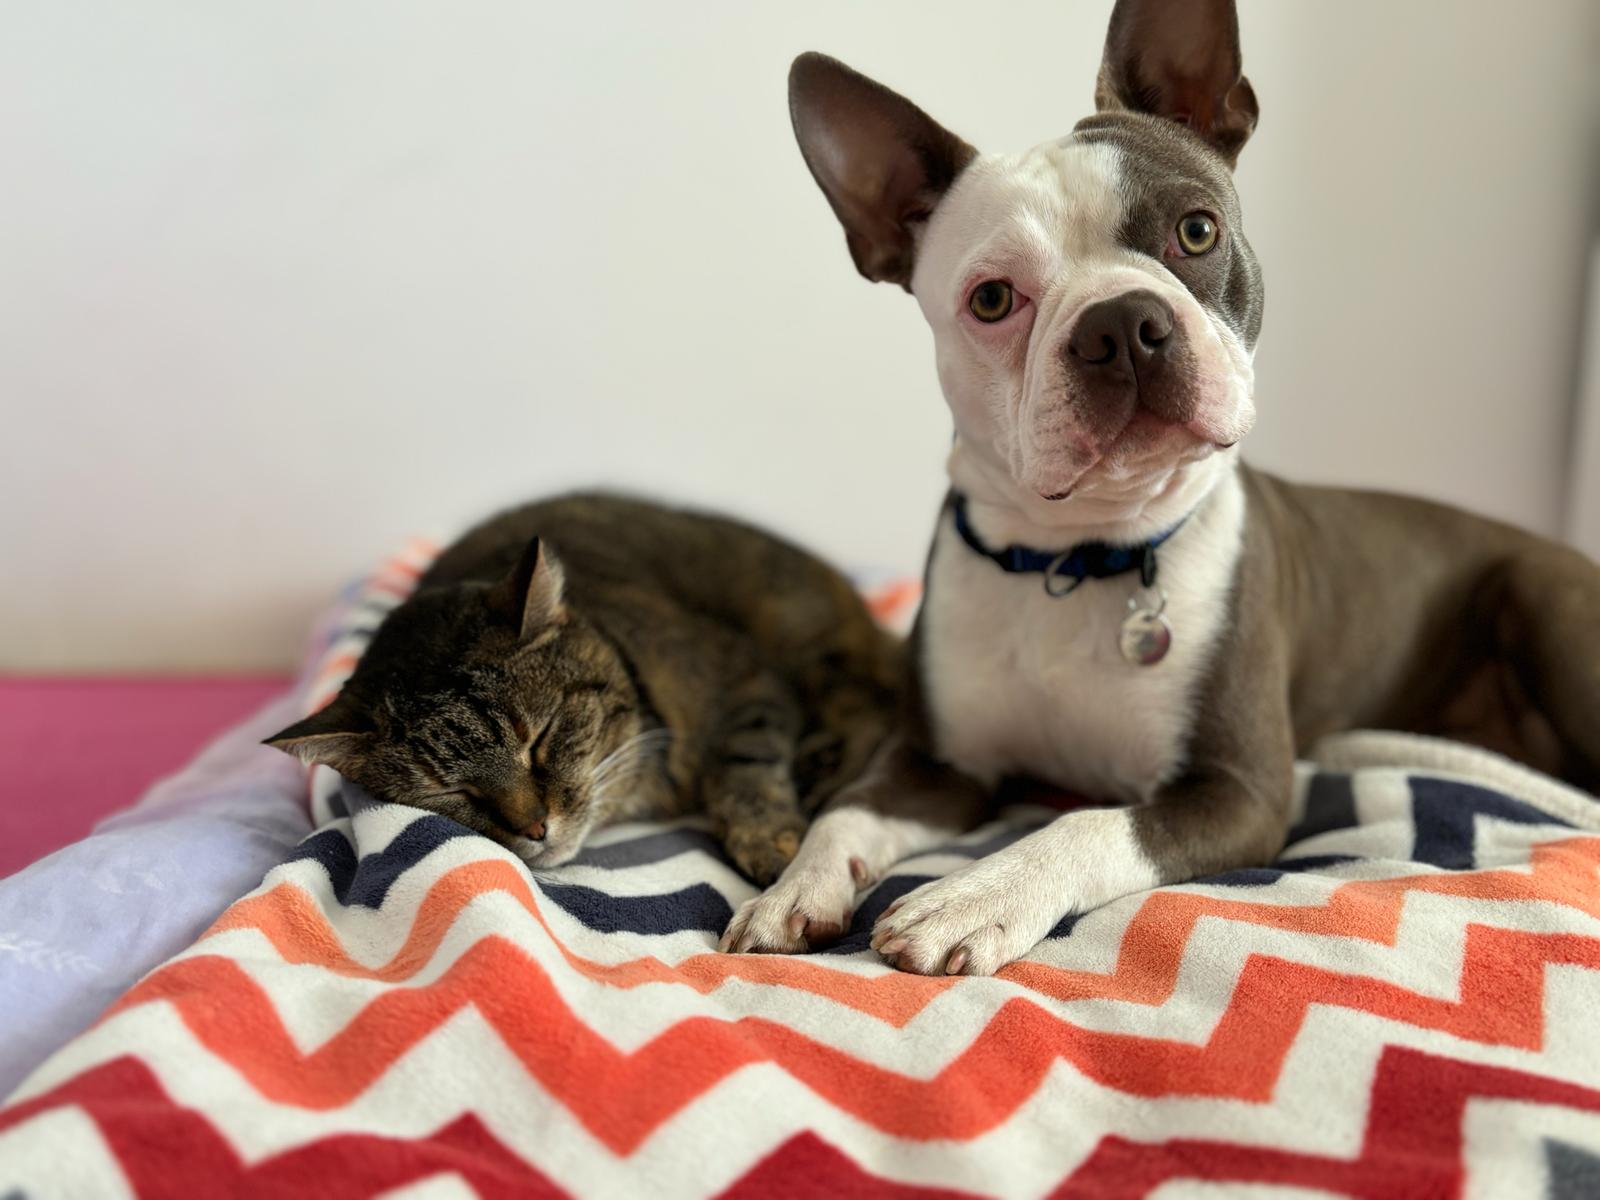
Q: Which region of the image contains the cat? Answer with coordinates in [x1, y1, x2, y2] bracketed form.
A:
[265, 493, 901, 884]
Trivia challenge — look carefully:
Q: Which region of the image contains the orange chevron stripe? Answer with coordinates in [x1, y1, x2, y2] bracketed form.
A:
[108, 918, 1600, 1150]
[309, 652, 360, 691]
[1005, 834, 1600, 1007]
[864, 578, 921, 625]
[383, 554, 428, 579]
[208, 836, 1600, 1032]
[211, 861, 958, 1028]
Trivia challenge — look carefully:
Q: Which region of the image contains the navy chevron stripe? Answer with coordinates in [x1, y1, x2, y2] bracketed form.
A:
[816, 875, 934, 956]
[819, 795, 1377, 953]
[1287, 772, 1357, 845]
[1544, 1139, 1600, 1200]
[284, 815, 470, 908]
[571, 827, 730, 871]
[819, 874, 1093, 948]
[1408, 776, 1575, 869]
[534, 879, 732, 934]
[570, 816, 1053, 874]
[287, 812, 732, 931]
[1201, 855, 1363, 888]
[281, 769, 1584, 950]
[345, 816, 474, 906]
[285, 827, 359, 900]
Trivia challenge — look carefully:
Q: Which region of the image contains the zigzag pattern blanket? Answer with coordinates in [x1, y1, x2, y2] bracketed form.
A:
[3, 552, 1600, 1198]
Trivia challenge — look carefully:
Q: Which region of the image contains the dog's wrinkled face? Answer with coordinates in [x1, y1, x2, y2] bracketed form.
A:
[915, 116, 1261, 527]
[791, 0, 1264, 533]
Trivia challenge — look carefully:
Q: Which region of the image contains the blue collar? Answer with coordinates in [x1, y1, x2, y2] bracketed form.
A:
[950, 493, 1187, 596]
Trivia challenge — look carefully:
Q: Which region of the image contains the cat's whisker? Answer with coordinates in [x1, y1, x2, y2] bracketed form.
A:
[591, 772, 652, 806]
[591, 762, 663, 806]
[592, 751, 664, 792]
[590, 727, 673, 793]
[591, 757, 667, 795]
[604, 726, 673, 760]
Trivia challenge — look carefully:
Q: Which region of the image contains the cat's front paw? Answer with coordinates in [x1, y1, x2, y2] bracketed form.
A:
[718, 859, 858, 954]
[723, 819, 806, 887]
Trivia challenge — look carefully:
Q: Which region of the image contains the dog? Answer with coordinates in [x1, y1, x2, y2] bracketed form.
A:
[720, 0, 1600, 976]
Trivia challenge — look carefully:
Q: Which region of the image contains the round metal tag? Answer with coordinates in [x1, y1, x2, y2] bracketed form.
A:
[1119, 607, 1173, 666]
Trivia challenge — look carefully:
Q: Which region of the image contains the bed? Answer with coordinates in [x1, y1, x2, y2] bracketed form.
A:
[2, 546, 1598, 1198]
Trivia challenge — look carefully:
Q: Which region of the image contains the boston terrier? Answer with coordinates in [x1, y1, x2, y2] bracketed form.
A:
[721, 0, 1600, 975]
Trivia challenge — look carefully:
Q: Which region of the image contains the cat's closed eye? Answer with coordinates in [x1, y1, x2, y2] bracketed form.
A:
[530, 716, 558, 767]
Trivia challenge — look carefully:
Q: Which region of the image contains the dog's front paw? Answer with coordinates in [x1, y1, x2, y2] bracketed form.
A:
[718, 859, 859, 954]
[868, 856, 1057, 976]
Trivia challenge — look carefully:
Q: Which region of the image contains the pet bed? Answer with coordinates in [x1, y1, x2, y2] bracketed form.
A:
[2, 548, 1598, 1198]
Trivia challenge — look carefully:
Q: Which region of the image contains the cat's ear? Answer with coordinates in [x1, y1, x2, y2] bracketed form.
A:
[263, 693, 374, 774]
[489, 536, 567, 639]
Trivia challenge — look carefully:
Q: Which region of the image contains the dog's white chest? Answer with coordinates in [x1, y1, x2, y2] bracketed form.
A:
[920, 472, 1246, 801]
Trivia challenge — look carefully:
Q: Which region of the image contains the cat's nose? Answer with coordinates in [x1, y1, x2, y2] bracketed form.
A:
[522, 818, 547, 841]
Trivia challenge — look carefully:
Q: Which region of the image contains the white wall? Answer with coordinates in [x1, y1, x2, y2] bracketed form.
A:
[3, 1, 1596, 672]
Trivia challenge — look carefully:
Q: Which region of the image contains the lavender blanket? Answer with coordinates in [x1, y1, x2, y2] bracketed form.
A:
[0, 691, 315, 1093]
[0, 541, 441, 1093]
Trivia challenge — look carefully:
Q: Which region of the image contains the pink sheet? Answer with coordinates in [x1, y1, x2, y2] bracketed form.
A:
[0, 676, 291, 878]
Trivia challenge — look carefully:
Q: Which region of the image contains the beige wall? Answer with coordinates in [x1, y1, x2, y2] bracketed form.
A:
[2, 1, 1597, 671]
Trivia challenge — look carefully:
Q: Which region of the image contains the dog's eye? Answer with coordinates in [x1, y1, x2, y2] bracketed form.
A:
[1175, 213, 1219, 256]
[968, 280, 1014, 322]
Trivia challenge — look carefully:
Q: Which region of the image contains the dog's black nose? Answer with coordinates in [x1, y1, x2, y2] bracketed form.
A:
[1066, 290, 1175, 374]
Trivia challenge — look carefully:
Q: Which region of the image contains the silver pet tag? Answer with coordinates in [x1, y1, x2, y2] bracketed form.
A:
[1120, 589, 1172, 666]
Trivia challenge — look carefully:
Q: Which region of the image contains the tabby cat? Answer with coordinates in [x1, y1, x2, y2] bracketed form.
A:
[265, 494, 901, 883]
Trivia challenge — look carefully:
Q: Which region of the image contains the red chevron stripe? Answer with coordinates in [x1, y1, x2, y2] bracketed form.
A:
[0, 1057, 566, 1200]
[1051, 1044, 1600, 1199]
[207, 836, 1600, 1039]
[4, 1046, 1597, 1199]
[716, 1132, 982, 1199]
[102, 915, 1600, 1150]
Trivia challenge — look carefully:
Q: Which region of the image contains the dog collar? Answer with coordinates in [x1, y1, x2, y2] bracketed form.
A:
[949, 493, 1187, 598]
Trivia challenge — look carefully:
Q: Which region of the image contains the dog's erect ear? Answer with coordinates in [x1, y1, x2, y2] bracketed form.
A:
[264, 693, 374, 774]
[1096, 0, 1259, 167]
[789, 52, 976, 290]
[488, 536, 567, 639]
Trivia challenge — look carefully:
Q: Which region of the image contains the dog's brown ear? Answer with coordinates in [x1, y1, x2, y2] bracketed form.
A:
[264, 693, 374, 774]
[789, 53, 976, 290]
[1096, 0, 1258, 167]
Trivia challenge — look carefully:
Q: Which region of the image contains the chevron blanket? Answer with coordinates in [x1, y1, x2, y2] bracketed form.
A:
[4, 552, 1600, 1198]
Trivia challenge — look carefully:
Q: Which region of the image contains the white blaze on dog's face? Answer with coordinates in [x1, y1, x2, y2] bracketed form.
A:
[913, 131, 1259, 531]
[790, 0, 1263, 534]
